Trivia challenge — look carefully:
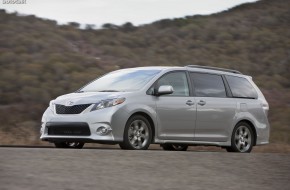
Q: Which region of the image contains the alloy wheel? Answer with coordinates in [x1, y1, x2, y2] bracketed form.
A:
[128, 120, 150, 149]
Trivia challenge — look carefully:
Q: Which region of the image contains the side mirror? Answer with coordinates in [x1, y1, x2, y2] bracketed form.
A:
[156, 85, 174, 96]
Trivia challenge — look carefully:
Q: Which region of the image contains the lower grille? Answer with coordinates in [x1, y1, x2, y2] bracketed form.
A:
[55, 104, 91, 114]
[47, 122, 91, 136]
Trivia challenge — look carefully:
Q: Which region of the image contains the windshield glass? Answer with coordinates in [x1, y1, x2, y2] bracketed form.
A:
[80, 68, 161, 92]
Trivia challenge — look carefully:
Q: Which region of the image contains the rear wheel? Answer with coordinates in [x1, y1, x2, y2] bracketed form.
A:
[119, 115, 152, 150]
[161, 144, 188, 151]
[54, 142, 84, 149]
[227, 122, 254, 153]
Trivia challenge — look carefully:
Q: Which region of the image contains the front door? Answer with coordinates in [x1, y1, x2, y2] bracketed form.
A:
[154, 71, 196, 141]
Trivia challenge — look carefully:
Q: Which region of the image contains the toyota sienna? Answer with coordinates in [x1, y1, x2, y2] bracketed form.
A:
[40, 65, 270, 153]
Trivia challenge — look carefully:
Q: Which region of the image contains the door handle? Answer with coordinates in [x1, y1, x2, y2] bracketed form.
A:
[198, 100, 206, 106]
[186, 100, 194, 106]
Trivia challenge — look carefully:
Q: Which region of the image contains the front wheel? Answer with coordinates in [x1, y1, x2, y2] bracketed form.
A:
[54, 142, 84, 149]
[119, 115, 152, 150]
[227, 122, 254, 153]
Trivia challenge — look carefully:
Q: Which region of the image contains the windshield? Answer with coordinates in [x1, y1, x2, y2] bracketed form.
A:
[80, 68, 161, 92]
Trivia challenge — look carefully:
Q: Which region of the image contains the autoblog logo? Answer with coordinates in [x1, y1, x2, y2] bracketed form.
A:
[3, 0, 26, 4]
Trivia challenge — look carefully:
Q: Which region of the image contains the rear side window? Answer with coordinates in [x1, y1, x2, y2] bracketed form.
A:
[190, 73, 227, 97]
[225, 75, 257, 99]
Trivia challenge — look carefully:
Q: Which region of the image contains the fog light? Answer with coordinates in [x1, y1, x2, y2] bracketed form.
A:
[96, 126, 111, 136]
[40, 123, 44, 134]
[40, 128, 44, 134]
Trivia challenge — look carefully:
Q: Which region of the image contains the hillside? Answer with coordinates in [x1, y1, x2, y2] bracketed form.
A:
[0, 0, 289, 147]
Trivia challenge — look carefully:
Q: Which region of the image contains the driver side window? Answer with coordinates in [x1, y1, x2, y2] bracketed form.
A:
[155, 71, 190, 96]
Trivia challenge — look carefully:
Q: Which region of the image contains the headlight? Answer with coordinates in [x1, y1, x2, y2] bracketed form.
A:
[91, 98, 126, 111]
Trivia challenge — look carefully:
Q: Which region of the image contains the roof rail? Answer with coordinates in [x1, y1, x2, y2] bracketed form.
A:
[186, 65, 242, 74]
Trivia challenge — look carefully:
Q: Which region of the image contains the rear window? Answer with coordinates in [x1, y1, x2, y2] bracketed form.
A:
[225, 75, 257, 99]
[190, 73, 227, 98]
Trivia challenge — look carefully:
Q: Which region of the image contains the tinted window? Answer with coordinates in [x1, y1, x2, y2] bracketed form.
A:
[156, 72, 189, 96]
[191, 73, 226, 97]
[225, 75, 257, 99]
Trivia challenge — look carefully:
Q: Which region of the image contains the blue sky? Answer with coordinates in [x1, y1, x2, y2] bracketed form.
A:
[1, 0, 258, 27]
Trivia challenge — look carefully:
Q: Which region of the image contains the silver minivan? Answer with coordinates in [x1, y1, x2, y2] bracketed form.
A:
[40, 65, 270, 153]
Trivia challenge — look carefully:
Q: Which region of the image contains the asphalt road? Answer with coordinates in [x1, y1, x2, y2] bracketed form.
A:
[0, 147, 289, 190]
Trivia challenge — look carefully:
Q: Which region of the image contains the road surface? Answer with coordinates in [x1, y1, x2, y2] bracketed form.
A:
[0, 147, 289, 190]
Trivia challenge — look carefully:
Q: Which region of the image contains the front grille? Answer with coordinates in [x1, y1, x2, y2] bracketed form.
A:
[55, 104, 91, 114]
[47, 122, 91, 136]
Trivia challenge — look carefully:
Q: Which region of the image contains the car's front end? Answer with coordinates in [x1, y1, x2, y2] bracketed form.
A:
[40, 92, 130, 144]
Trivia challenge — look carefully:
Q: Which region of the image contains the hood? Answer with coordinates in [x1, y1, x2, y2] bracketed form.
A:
[53, 91, 131, 105]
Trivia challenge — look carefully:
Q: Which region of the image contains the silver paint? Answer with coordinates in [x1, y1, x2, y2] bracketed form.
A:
[41, 66, 270, 148]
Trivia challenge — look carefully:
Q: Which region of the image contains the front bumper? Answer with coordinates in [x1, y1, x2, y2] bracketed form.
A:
[40, 105, 128, 143]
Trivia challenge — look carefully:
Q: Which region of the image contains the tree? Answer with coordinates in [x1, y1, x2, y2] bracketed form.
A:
[68, 22, 80, 28]
[102, 23, 119, 30]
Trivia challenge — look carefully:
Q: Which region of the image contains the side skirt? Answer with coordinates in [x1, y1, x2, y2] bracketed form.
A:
[154, 139, 231, 147]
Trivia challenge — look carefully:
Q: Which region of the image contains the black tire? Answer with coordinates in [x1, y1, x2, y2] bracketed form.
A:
[54, 142, 84, 149]
[161, 144, 188, 151]
[225, 146, 235, 152]
[119, 115, 152, 150]
[227, 122, 254, 153]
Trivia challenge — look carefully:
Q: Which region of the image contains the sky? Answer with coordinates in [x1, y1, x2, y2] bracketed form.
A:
[1, 0, 258, 27]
